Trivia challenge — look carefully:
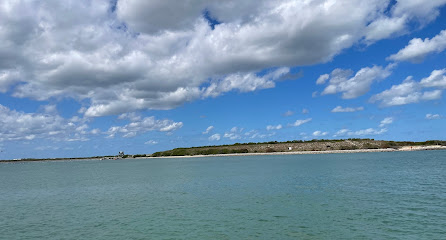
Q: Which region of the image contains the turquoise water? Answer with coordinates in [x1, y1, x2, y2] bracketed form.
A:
[1, 151, 445, 239]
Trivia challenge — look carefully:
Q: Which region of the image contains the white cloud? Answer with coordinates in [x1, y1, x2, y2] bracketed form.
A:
[223, 133, 241, 140]
[0, 104, 89, 142]
[282, 110, 294, 117]
[222, 127, 244, 140]
[320, 64, 394, 99]
[370, 78, 421, 106]
[388, 30, 446, 62]
[208, 133, 221, 141]
[106, 115, 183, 138]
[160, 122, 183, 132]
[426, 113, 441, 120]
[145, 140, 158, 145]
[203, 125, 214, 134]
[0, 70, 22, 93]
[392, 0, 446, 25]
[420, 69, 446, 88]
[312, 131, 328, 137]
[266, 124, 282, 131]
[365, 0, 446, 42]
[370, 71, 444, 107]
[334, 116, 391, 137]
[333, 129, 350, 137]
[202, 68, 290, 98]
[230, 127, 243, 133]
[422, 90, 443, 100]
[91, 129, 101, 135]
[351, 128, 387, 136]
[365, 16, 407, 42]
[118, 113, 142, 122]
[331, 106, 364, 113]
[245, 130, 275, 139]
[379, 117, 394, 127]
[289, 118, 312, 127]
[334, 128, 387, 137]
[316, 74, 330, 85]
[0, 0, 444, 116]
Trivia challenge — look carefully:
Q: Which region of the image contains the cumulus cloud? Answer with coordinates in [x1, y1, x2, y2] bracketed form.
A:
[289, 118, 312, 127]
[331, 106, 364, 113]
[392, 0, 446, 21]
[266, 124, 282, 131]
[388, 30, 446, 62]
[313, 131, 329, 137]
[420, 69, 446, 88]
[426, 113, 441, 120]
[220, 127, 245, 140]
[106, 115, 183, 138]
[370, 69, 445, 107]
[365, 16, 407, 42]
[379, 117, 394, 127]
[365, 0, 446, 42]
[208, 133, 221, 141]
[0, 104, 89, 142]
[319, 64, 394, 99]
[1, 0, 444, 116]
[370, 78, 425, 106]
[203, 125, 214, 134]
[202, 68, 290, 98]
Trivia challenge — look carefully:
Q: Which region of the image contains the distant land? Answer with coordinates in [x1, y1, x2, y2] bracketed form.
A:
[2, 139, 445, 162]
[150, 139, 446, 157]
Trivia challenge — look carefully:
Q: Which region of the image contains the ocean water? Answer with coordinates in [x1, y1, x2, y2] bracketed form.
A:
[1, 151, 445, 239]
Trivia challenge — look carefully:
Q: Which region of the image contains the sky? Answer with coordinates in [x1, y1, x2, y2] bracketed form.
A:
[0, 0, 446, 159]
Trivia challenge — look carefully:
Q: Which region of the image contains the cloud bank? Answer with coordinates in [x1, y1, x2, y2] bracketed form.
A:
[1, 0, 445, 117]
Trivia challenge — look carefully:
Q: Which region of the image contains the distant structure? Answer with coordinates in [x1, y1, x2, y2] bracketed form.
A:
[118, 151, 124, 157]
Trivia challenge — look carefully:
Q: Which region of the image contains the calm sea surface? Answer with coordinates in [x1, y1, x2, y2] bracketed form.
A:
[1, 151, 445, 239]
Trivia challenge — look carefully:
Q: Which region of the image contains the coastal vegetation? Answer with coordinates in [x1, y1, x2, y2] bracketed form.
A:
[150, 139, 446, 157]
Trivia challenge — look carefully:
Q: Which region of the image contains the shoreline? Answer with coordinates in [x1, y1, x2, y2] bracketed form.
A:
[145, 145, 446, 159]
[2, 145, 445, 162]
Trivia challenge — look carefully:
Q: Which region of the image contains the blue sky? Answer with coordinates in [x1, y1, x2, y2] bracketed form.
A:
[1, 0, 446, 159]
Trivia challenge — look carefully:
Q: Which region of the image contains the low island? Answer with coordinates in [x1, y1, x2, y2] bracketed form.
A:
[149, 139, 446, 158]
[2, 139, 446, 162]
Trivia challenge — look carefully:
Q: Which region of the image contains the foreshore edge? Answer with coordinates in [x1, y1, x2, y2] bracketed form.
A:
[2, 145, 445, 162]
[147, 145, 446, 159]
